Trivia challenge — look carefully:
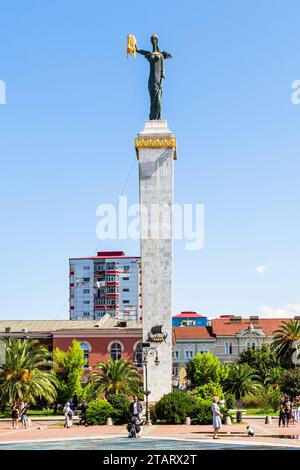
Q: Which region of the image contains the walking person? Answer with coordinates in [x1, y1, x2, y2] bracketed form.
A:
[130, 396, 143, 417]
[129, 397, 144, 438]
[77, 400, 88, 427]
[296, 397, 300, 423]
[11, 402, 19, 429]
[211, 396, 223, 439]
[284, 396, 292, 428]
[291, 398, 297, 426]
[63, 402, 73, 428]
[20, 402, 29, 429]
[279, 402, 286, 428]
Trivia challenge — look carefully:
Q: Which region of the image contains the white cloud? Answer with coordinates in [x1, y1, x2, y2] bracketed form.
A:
[285, 304, 300, 314]
[259, 304, 300, 318]
[255, 265, 268, 274]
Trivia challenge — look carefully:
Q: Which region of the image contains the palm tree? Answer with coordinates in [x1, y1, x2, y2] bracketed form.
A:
[223, 364, 260, 403]
[263, 367, 284, 388]
[0, 338, 58, 405]
[89, 358, 143, 398]
[272, 319, 300, 366]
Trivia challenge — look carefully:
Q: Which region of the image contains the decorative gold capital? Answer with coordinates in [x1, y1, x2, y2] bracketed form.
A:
[135, 137, 177, 160]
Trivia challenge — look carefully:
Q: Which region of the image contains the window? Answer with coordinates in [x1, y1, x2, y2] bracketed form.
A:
[225, 342, 233, 355]
[83, 312, 90, 317]
[123, 277, 129, 281]
[83, 300, 90, 305]
[199, 349, 208, 355]
[83, 266, 90, 270]
[80, 342, 89, 367]
[173, 350, 179, 359]
[106, 263, 116, 270]
[83, 277, 90, 282]
[107, 287, 118, 294]
[110, 342, 122, 360]
[173, 366, 178, 376]
[185, 350, 193, 359]
[182, 320, 196, 326]
[252, 342, 256, 350]
[83, 289, 90, 294]
[123, 300, 129, 304]
[123, 288, 129, 292]
[135, 343, 143, 367]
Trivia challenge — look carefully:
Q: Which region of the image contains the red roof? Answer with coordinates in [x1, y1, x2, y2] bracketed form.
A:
[97, 251, 125, 257]
[211, 318, 292, 336]
[173, 326, 214, 340]
[173, 311, 206, 318]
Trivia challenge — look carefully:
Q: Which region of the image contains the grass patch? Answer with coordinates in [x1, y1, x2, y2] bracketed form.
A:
[244, 408, 278, 416]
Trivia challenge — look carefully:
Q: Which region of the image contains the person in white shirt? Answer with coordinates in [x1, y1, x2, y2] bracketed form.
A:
[63, 402, 73, 428]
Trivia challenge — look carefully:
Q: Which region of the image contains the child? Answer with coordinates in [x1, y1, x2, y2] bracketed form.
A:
[247, 425, 255, 437]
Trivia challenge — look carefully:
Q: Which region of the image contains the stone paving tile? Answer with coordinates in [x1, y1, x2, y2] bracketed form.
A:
[0, 419, 299, 447]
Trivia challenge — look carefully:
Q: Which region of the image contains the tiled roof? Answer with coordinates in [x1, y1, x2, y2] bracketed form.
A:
[211, 318, 292, 336]
[173, 311, 206, 318]
[0, 316, 142, 333]
[173, 326, 214, 340]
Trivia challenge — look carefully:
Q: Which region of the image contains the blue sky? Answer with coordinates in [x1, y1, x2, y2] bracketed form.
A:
[0, 0, 299, 320]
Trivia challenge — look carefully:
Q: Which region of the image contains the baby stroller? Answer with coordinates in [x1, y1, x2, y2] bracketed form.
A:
[127, 416, 141, 438]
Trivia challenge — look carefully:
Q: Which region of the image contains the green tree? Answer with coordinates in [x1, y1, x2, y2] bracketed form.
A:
[263, 367, 284, 388]
[281, 369, 300, 397]
[186, 352, 228, 387]
[0, 338, 57, 405]
[258, 385, 282, 413]
[189, 381, 224, 401]
[238, 343, 280, 382]
[89, 358, 142, 398]
[54, 340, 86, 408]
[223, 364, 260, 402]
[272, 319, 300, 367]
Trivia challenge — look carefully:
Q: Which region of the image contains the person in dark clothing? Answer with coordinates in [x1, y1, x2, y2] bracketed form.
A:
[130, 397, 143, 417]
[284, 396, 292, 427]
[77, 400, 88, 427]
[73, 394, 79, 410]
[279, 402, 286, 427]
[127, 415, 141, 438]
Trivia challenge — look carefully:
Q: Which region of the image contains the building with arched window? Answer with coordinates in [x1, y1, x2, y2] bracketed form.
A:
[109, 341, 123, 360]
[80, 342, 90, 367]
[134, 342, 143, 368]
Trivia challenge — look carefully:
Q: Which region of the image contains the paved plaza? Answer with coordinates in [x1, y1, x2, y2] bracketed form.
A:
[0, 419, 299, 448]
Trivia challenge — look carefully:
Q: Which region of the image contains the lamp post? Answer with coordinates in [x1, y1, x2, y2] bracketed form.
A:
[142, 342, 159, 426]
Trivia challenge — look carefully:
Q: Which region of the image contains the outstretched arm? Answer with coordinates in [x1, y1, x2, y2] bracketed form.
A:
[136, 49, 151, 57]
[162, 51, 172, 59]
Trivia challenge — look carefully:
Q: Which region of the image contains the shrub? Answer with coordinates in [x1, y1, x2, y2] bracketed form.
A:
[190, 399, 212, 424]
[155, 391, 196, 424]
[239, 394, 261, 409]
[224, 394, 235, 410]
[86, 400, 115, 425]
[149, 404, 157, 423]
[106, 394, 131, 424]
[258, 386, 282, 413]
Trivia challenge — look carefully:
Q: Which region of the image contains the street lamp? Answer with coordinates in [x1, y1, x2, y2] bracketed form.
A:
[142, 342, 159, 426]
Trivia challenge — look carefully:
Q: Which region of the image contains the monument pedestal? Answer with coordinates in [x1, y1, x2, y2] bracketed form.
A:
[135, 120, 177, 403]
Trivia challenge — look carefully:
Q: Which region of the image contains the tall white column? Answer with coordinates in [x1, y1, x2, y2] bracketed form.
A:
[136, 120, 177, 402]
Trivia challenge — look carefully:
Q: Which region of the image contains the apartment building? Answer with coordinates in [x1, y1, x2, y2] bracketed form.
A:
[69, 251, 142, 322]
